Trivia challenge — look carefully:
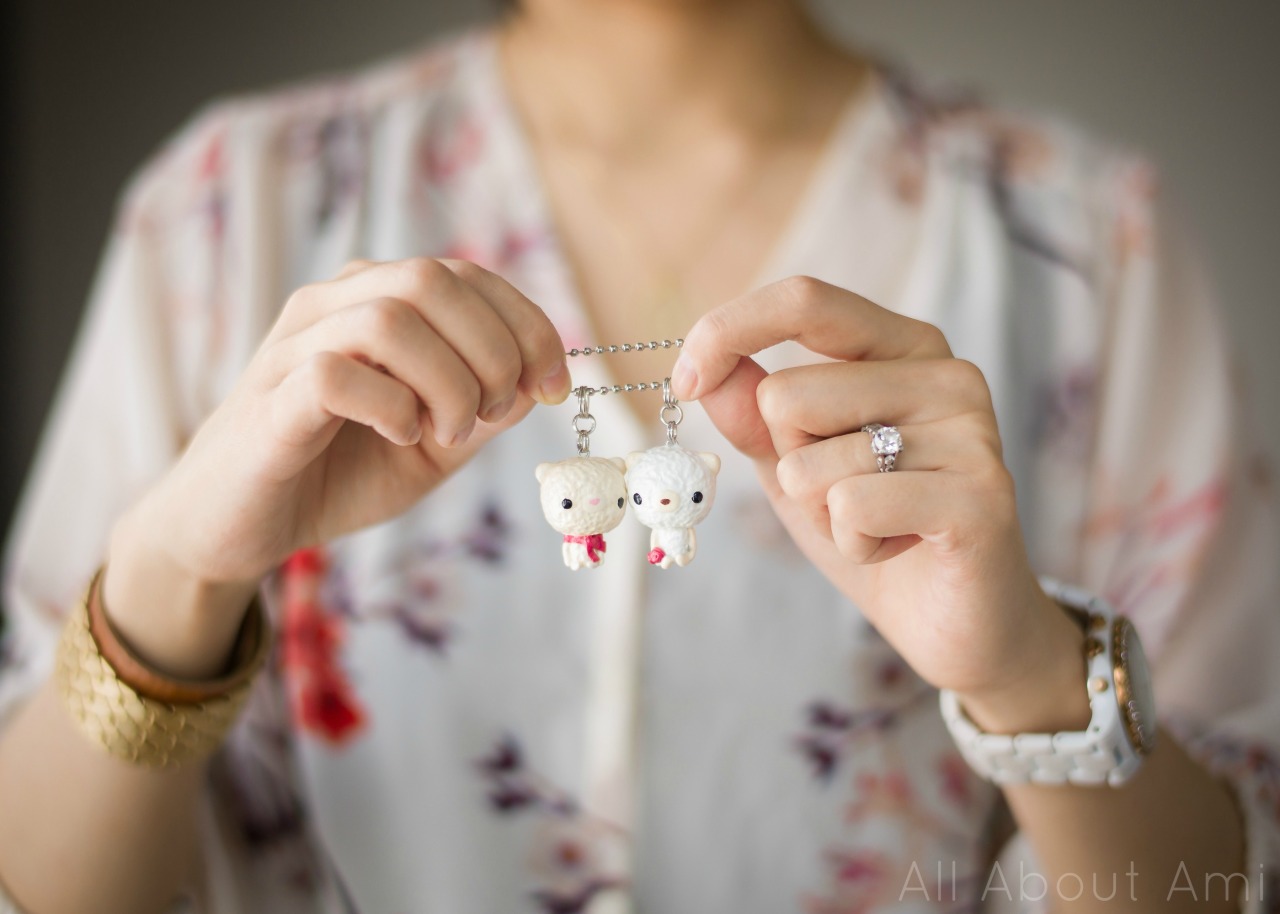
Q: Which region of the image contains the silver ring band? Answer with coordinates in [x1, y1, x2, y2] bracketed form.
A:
[862, 423, 903, 473]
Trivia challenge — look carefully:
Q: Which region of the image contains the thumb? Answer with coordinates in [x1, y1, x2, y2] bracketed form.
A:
[695, 356, 777, 466]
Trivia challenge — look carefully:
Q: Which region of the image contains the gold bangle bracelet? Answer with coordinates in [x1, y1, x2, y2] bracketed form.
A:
[54, 574, 269, 769]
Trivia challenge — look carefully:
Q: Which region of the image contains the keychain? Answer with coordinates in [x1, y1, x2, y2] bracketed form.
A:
[626, 378, 720, 568]
[534, 386, 628, 571]
[535, 340, 721, 570]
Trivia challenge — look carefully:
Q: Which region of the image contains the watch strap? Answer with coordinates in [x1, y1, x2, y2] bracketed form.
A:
[939, 578, 1146, 788]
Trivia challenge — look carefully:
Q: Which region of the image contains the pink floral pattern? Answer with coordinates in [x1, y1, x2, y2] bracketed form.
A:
[878, 62, 1088, 283]
[476, 734, 628, 913]
[795, 650, 983, 913]
[281, 549, 367, 745]
[322, 499, 515, 656]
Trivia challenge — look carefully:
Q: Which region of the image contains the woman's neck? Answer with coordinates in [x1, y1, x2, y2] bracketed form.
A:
[498, 0, 862, 156]
[493, 1, 872, 408]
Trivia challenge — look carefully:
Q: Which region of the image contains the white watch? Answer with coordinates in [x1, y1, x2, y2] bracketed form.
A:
[939, 578, 1157, 787]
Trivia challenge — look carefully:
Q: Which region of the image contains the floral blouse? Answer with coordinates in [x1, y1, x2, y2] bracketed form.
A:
[2, 28, 1278, 914]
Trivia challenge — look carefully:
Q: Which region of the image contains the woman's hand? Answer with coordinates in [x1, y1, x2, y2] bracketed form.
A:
[106, 258, 569, 675]
[674, 277, 1088, 732]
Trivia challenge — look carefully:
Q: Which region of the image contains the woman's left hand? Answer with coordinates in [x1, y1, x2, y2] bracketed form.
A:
[674, 277, 1087, 731]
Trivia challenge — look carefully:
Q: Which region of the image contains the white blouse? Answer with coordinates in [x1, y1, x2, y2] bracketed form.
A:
[3, 28, 1278, 914]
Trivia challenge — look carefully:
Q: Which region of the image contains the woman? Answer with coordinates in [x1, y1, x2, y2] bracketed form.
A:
[0, 1, 1276, 912]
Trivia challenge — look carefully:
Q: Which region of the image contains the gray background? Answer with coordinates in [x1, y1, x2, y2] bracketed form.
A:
[4, 0, 1278, 539]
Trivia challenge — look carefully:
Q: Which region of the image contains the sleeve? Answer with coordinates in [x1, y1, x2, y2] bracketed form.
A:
[0, 85, 379, 910]
[1078, 156, 1280, 910]
[0, 109, 227, 724]
[0, 105, 272, 914]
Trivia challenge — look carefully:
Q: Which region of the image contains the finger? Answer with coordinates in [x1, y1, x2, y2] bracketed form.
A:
[696, 356, 778, 464]
[268, 259, 379, 338]
[775, 417, 989, 507]
[274, 297, 482, 448]
[272, 352, 423, 463]
[312, 263, 518, 424]
[436, 260, 571, 406]
[673, 276, 951, 401]
[277, 258, 570, 408]
[755, 359, 995, 456]
[825, 468, 1015, 564]
[380, 263, 521, 421]
[774, 415, 997, 540]
[333, 258, 380, 280]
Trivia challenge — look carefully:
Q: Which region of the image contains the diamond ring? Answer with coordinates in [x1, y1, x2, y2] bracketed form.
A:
[862, 424, 903, 473]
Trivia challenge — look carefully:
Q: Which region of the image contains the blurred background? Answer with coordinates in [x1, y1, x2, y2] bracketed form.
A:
[3, 0, 1278, 542]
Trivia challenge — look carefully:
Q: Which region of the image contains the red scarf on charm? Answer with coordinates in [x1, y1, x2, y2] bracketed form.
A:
[564, 533, 607, 562]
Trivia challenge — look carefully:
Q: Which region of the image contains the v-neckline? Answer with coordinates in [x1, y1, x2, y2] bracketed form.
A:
[472, 29, 887, 350]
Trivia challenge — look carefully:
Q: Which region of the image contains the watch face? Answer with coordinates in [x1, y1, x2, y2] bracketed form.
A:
[1113, 618, 1157, 754]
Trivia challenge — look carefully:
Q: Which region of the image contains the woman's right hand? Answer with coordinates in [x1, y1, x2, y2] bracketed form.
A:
[104, 258, 569, 675]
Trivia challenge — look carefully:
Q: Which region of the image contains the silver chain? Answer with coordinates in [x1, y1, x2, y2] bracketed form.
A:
[564, 338, 685, 450]
[565, 338, 684, 397]
[573, 379, 667, 397]
[566, 338, 683, 358]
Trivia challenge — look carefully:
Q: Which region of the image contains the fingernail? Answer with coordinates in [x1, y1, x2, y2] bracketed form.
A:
[445, 418, 476, 448]
[481, 392, 517, 423]
[671, 356, 698, 400]
[534, 361, 570, 405]
[404, 420, 423, 446]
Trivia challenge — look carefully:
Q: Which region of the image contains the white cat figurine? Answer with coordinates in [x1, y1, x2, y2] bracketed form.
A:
[625, 445, 720, 569]
[535, 456, 628, 570]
